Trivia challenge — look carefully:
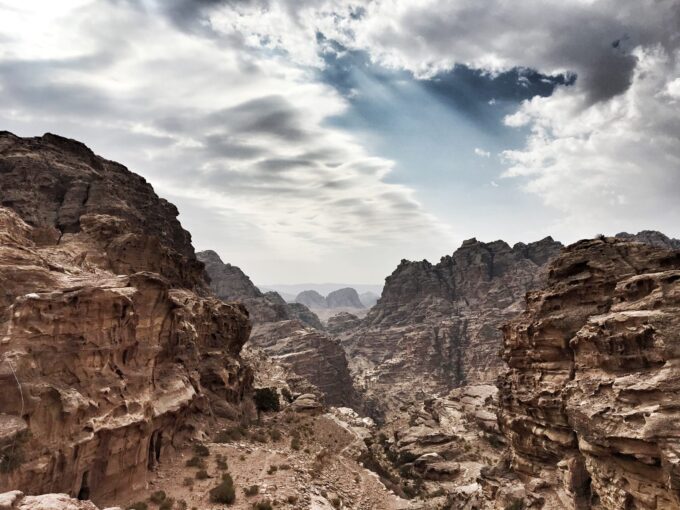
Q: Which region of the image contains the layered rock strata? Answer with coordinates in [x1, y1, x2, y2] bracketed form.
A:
[249, 320, 360, 408]
[499, 237, 680, 509]
[341, 237, 563, 418]
[0, 133, 252, 503]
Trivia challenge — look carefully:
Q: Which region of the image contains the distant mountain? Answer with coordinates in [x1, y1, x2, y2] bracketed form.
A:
[359, 291, 379, 308]
[327, 287, 364, 308]
[260, 282, 383, 297]
[295, 289, 328, 309]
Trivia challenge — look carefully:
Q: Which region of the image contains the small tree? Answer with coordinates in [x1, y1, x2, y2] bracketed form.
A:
[253, 388, 279, 419]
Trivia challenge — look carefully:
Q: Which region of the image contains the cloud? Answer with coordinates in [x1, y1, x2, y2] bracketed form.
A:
[474, 148, 490, 158]
[502, 45, 680, 238]
[0, 0, 451, 282]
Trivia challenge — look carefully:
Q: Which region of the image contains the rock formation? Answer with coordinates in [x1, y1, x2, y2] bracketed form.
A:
[249, 320, 360, 408]
[499, 237, 680, 509]
[295, 289, 328, 309]
[615, 230, 680, 250]
[326, 287, 364, 309]
[197, 250, 322, 329]
[0, 132, 252, 504]
[340, 237, 563, 419]
[327, 312, 362, 335]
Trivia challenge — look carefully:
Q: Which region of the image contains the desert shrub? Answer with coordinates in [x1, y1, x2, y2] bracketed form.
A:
[239, 454, 246, 461]
[193, 443, 210, 457]
[128, 502, 148, 510]
[215, 426, 248, 443]
[209, 473, 236, 505]
[215, 454, 228, 470]
[159, 498, 174, 510]
[290, 430, 301, 451]
[281, 387, 293, 402]
[182, 477, 194, 487]
[149, 491, 166, 504]
[196, 469, 209, 480]
[269, 428, 282, 441]
[186, 456, 206, 469]
[505, 499, 525, 510]
[244, 484, 260, 497]
[331, 497, 342, 508]
[278, 463, 290, 470]
[286, 495, 298, 504]
[176, 501, 188, 510]
[251, 429, 268, 443]
[267, 465, 278, 475]
[252, 500, 273, 510]
[254, 387, 280, 413]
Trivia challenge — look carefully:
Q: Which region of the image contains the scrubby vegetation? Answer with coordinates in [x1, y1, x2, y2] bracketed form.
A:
[254, 387, 280, 413]
[210, 473, 236, 504]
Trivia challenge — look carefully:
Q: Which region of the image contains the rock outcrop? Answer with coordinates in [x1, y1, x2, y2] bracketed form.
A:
[326, 287, 364, 309]
[197, 250, 322, 329]
[341, 237, 563, 419]
[0, 132, 252, 504]
[327, 312, 362, 336]
[249, 320, 360, 409]
[615, 230, 680, 250]
[0, 491, 112, 510]
[499, 237, 680, 509]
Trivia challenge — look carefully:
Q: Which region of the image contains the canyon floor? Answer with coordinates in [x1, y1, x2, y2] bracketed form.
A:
[103, 410, 410, 510]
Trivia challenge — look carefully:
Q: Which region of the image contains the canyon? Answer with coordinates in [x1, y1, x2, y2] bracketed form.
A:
[2, 131, 680, 510]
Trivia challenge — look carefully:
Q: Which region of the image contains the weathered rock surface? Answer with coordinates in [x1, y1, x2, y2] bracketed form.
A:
[326, 287, 364, 309]
[197, 250, 323, 329]
[249, 320, 360, 409]
[327, 312, 362, 335]
[0, 491, 112, 510]
[341, 237, 563, 419]
[499, 237, 680, 509]
[0, 133, 252, 503]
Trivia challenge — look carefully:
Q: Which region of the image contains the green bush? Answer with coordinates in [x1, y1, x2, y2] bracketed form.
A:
[254, 387, 280, 413]
[149, 491, 166, 504]
[186, 456, 206, 469]
[244, 484, 259, 497]
[193, 443, 210, 457]
[159, 498, 174, 510]
[209, 473, 236, 504]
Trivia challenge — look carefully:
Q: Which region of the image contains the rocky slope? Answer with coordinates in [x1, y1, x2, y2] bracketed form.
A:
[340, 237, 563, 419]
[197, 250, 322, 328]
[499, 236, 680, 509]
[0, 132, 253, 504]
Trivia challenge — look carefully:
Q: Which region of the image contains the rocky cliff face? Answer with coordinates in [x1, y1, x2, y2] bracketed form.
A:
[248, 320, 360, 408]
[499, 237, 680, 509]
[0, 133, 252, 503]
[341, 237, 563, 418]
[197, 250, 322, 329]
[615, 230, 680, 250]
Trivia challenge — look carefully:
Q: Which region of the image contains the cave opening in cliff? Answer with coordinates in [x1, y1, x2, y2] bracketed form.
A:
[148, 430, 163, 470]
[77, 470, 90, 500]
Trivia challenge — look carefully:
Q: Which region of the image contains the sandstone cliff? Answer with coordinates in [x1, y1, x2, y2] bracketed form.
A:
[499, 237, 680, 509]
[340, 237, 563, 418]
[197, 250, 322, 328]
[0, 133, 252, 504]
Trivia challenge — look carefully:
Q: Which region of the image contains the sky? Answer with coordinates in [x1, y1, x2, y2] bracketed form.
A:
[0, 0, 679, 284]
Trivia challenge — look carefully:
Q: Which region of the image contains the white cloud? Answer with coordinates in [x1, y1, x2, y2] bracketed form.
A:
[0, 0, 451, 282]
[502, 45, 680, 238]
[474, 147, 491, 158]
